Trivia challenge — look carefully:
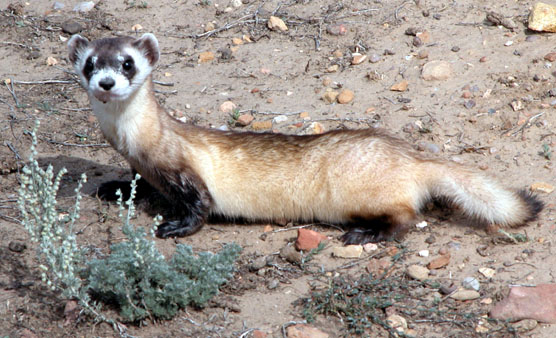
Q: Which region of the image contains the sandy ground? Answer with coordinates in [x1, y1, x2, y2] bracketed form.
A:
[1, 0, 556, 337]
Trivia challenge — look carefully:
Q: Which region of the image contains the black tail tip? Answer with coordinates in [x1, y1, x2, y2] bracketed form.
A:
[517, 189, 544, 223]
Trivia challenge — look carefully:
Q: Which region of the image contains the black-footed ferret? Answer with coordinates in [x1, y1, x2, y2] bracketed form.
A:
[67, 33, 543, 244]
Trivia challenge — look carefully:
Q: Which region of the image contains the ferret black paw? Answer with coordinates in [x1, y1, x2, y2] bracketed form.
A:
[97, 180, 132, 201]
[155, 218, 204, 238]
[340, 224, 408, 245]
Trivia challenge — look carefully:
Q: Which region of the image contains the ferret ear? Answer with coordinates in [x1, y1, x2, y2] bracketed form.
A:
[67, 35, 89, 64]
[133, 33, 160, 66]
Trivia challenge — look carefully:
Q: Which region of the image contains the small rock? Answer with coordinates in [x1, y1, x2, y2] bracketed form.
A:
[322, 77, 332, 86]
[232, 37, 243, 45]
[236, 114, 254, 126]
[405, 27, 419, 36]
[8, 241, 26, 252]
[440, 283, 457, 295]
[323, 89, 339, 103]
[268, 16, 288, 32]
[326, 64, 339, 73]
[422, 60, 453, 81]
[416, 31, 430, 43]
[332, 245, 363, 258]
[415, 221, 428, 228]
[252, 120, 272, 130]
[451, 46, 460, 52]
[427, 254, 450, 269]
[530, 182, 554, 193]
[450, 289, 480, 301]
[131, 24, 143, 32]
[252, 330, 268, 338]
[299, 111, 310, 120]
[267, 279, 279, 289]
[286, 324, 329, 338]
[63, 300, 79, 326]
[332, 49, 343, 58]
[337, 89, 354, 104]
[491, 284, 556, 323]
[326, 24, 347, 36]
[386, 314, 408, 333]
[479, 267, 496, 278]
[424, 235, 436, 244]
[198, 51, 215, 63]
[310, 122, 325, 134]
[280, 245, 302, 264]
[464, 100, 476, 109]
[53, 2, 65, 10]
[480, 56, 488, 62]
[545, 52, 556, 62]
[231, 0, 242, 8]
[295, 228, 327, 251]
[61, 20, 83, 34]
[272, 115, 287, 124]
[250, 256, 267, 271]
[369, 54, 381, 63]
[462, 277, 480, 291]
[418, 250, 429, 257]
[528, 2, 556, 32]
[417, 50, 429, 59]
[412, 36, 423, 47]
[511, 319, 538, 333]
[73, 1, 95, 12]
[510, 100, 523, 111]
[46, 56, 58, 66]
[351, 53, 367, 65]
[407, 264, 429, 281]
[363, 243, 378, 252]
[219, 101, 237, 113]
[204, 22, 215, 32]
[390, 80, 408, 92]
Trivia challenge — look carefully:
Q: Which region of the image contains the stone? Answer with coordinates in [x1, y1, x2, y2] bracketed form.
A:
[63, 300, 79, 326]
[351, 53, 367, 65]
[280, 245, 302, 264]
[295, 228, 327, 251]
[8, 241, 26, 253]
[427, 253, 450, 269]
[326, 64, 339, 73]
[132, 24, 143, 32]
[250, 256, 267, 271]
[322, 89, 339, 103]
[422, 60, 453, 81]
[416, 31, 430, 43]
[386, 314, 408, 333]
[511, 319, 538, 333]
[272, 115, 288, 123]
[205, 22, 215, 32]
[418, 250, 429, 257]
[337, 89, 354, 104]
[198, 51, 215, 63]
[407, 264, 429, 281]
[73, 1, 95, 12]
[326, 24, 347, 36]
[369, 54, 381, 63]
[61, 20, 83, 34]
[253, 330, 268, 338]
[332, 245, 363, 258]
[530, 182, 554, 193]
[462, 277, 480, 291]
[390, 80, 408, 92]
[450, 289, 480, 301]
[231, 0, 242, 8]
[236, 114, 254, 126]
[219, 101, 237, 113]
[545, 52, 556, 62]
[310, 122, 325, 134]
[479, 267, 496, 278]
[417, 50, 429, 59]
[366, 258, 391, 275]
[528, 2, 556, 32]
[332, 49, 343, 58]
[268, 16, 288, 31]
[299, 111, 310, 120]
[232, 37, 243, 45]
[363, 243, 378, 252]
[286, 324, 329, 338]
[490, 284, 556, 323]
[252, 120, 273, 130]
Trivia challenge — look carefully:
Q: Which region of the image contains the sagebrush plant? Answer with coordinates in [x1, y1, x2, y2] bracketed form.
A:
[19, 121, 241, 326]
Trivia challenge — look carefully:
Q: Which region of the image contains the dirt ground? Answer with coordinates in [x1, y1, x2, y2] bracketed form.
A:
[1, 0, 556, 337]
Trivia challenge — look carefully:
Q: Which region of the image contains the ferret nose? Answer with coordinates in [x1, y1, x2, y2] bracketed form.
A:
[99, 78, 115, 91]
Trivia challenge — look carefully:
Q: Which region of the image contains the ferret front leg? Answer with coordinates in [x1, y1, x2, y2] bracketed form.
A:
[154, 170, 213, 238]
[97, 169, 156, 201]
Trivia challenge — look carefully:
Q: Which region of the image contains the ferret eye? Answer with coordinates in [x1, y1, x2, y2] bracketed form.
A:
[122, 59, 134, 71]
[84, 57, 94, 74]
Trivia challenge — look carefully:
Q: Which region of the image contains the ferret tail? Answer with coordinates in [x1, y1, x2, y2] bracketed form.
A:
[425, 162, 544, 227]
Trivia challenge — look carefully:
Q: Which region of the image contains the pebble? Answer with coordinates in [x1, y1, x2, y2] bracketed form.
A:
[369, 54, 381, 63]
[267, 279, 279, 289]
[231, 0, 242, 8]
[326, 24, 347, 36]
[417, 50, 429, 59]
[267, 16, 288, 32]
[418, 249, 429, 257]
[526, 35, 539, 42]
[412, 36, 423, 47]
[528, 2, 556, 32]
[390, 80, 408, 92]
[504, 40, 513, 46]
[427, 254, 450, 269]
[530, 182, 554, 193]
[198, 51, 215, 63]
[322, 89, 339, 103]
[422, 60, 452, 81]
[424, 235, 435, 244]
[464, 100, 476, 109]
[479, 267, 495, 278]
[310, 122, 325, 134]
[53, 2, 65, 10]
[363, 243, 378, 252]
[299, 111, 310, 120]
[479, 56, 487, 62]
[250, 256, 267, 271]
[61, 20, 83, 34]
[326, 64, 339, 73]
[450, 289, 480, 301]
[272, 115, 288, 124]
[295, 228, 327, 251]
[337, 89, 354, 104]
[451, 46, 460, 52]
[366, 258, 391, 275]
[332, 245, 363, 258]
[252, 120, 272, 130]
[252, 330, 267, 338]
[219, 101, 237, 113]
[462, 277, 480, 291]
[279, 245, 302, 264]
[286, 324, 329, 338]
[46, 56, 58, 66]
[386, 314, 408, 333]
[322, 77, 332, 86]
[232, 37, 243, 45]
[415, 221, 428, 228]
[416, 31, 430, 43]
[351, 53, 367, 65]
[73, 1, 95, 12]
[332, 49, 343, 58]
[204, 22, 215, 32]
[406, 264, 429, 281]
[511, 319, 538, 333]
[423, 142, 440, 153]
[236, 114, 254, 126]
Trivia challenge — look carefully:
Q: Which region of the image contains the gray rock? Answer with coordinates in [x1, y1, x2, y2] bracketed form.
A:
[62, 20, 83, 34]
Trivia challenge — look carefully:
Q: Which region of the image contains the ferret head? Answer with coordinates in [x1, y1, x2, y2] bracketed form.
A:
[67, 34, 159, 103]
